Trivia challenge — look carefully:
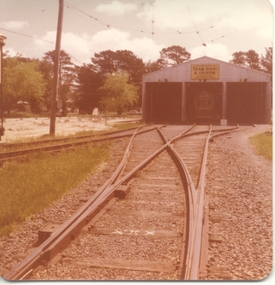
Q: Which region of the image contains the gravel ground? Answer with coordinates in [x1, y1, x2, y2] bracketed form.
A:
[0, 124, 272, 282]
[0, 138, 129, 278]
[204, 124, 272, 281]
[1, 116, 138, 142]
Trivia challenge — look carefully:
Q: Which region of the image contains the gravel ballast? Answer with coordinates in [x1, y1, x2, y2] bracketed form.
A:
[0, 124, 272, 281]
[204, 125, 272, 280]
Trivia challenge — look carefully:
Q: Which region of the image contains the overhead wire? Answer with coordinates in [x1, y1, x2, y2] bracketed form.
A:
[1, 1, 270, 65]
[0, 27, 54, 44]
[65, 0, 249, 50]
[64, 0, 211, 38]
[64, 1, 131, 50]
[0, 27, 82, 64]
[151, 0, 155, 39]
[185, 0, 206, 46]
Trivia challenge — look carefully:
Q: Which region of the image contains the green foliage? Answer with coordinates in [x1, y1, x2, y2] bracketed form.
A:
[229, 49, 271, 72]
[76, 64, 102, 114]
[250, 132, 272, 160]
[261, 47, 273, 74]
[99, 72, 138, 115]
[91, 50, 145, 85]
[158, 45, 191, 69]
[112, 122, 144, 130]
[43, 50, 76, 116]
[39, 59, 54, 111]
[0, 143, 110, 236]
[3, 57, 47, 113]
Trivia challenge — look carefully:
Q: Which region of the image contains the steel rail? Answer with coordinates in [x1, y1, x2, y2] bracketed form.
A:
[0, 121, 148, 150]
[187, 125, 212, 279]
[4, 124, 154, 280]
[159, 124, 240, 279]
[157, 126, 196, 279]
[0, 125, 157, 162]
[5, 124, 193, 280]
[187, 125, 240, 280]
[46, 125, 239, 280]
[5, 124, 240, 280]
[0, 126, 135, 150]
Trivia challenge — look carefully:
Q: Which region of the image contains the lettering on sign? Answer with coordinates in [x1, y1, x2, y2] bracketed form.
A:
[191, 64, 219, 80]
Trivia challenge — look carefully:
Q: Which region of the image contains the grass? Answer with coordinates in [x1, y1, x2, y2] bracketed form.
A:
[0, 142, 110, 237]
[250, 132, 272, 160]
[112, 122, 145, 130]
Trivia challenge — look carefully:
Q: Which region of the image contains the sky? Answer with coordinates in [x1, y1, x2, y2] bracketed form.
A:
[0, 0, 274, 66]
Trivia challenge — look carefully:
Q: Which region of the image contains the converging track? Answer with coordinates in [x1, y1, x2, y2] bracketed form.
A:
[4, 124, 239, 280]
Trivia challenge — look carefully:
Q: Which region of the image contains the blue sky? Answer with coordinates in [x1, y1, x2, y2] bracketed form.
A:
[0, 0, 273, 65]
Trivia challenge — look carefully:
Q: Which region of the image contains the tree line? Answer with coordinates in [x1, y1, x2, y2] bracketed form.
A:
[2, 46, 272, 116]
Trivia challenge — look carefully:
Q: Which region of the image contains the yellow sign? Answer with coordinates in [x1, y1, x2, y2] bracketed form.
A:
[191, 64, 219, 80]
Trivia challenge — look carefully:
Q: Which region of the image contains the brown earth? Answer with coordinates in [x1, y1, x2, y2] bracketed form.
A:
[0, 116, 136, 142]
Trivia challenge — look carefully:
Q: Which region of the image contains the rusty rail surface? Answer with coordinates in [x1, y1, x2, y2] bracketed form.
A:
[5, 124, 168, 280]
[4, 124, 240, 280]
[0, 125, 158, 162]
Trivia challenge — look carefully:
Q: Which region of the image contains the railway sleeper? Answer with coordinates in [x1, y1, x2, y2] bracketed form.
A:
[37, 196, 117, 265]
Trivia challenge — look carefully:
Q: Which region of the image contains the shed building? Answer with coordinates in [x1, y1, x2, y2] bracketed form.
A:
[142, 56, 271, 125]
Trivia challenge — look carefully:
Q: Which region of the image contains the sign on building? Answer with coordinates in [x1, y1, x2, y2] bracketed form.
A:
[191, 64, 219, 80]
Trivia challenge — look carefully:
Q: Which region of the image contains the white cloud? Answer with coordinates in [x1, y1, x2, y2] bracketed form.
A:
[3, 46, 26, 57]
[90, 28, 163, 62]
[137, 0, 195, 30]
[255, 25, 273, 40]
[33, 28, 164, 64]
[216, 2, 273, 33]
[95, 1, 137, 16]
[191, 43, 231, 62]
[0, 21, 29, 30]
[137, 0, 273, 38]
[33, 31, 92, 63]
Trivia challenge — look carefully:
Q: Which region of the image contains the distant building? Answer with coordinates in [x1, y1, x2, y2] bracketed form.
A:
[142, 56, 271, 125]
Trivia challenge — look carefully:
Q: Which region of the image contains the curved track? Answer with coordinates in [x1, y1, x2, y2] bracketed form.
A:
[4, 124, 239, 280]
[0, 129, 134, 163]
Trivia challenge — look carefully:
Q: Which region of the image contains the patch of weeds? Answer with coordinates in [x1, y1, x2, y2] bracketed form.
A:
[250, 132, 272, 160]
[0, 142, 111, 236]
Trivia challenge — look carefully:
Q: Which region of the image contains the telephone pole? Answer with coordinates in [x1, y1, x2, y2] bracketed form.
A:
[0, 33, 7, 141]
[50, 0, 64, 135]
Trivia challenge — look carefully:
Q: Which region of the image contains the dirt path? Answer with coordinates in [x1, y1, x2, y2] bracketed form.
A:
[1, 116, 135, 142]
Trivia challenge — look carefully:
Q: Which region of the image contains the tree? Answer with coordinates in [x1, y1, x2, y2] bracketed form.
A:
[43, 50, 76, 116]
[38, 58, 54, 111]
[144, 60, 162, 73]
[98, 72, 138, 116]
[91, 50, 145, 84]
[230, 49, 261, 71]
[76, 64, 102, 114]
[261, 47, 272, 74]
[157, 45, 191, 69]
[3, 56, 46, 113]
[91, 50, 145, 108]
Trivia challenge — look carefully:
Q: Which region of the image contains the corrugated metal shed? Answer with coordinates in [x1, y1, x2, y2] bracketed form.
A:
[142, 56, 271, 83]
[142, 56, 272, 125]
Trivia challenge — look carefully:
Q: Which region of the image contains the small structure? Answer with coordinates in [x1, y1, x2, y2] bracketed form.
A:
[142, 56, 271, 125]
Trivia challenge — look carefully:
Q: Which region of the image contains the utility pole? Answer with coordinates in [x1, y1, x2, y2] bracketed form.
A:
[0, 33, 7, 141]
[50, 0, 64, 135]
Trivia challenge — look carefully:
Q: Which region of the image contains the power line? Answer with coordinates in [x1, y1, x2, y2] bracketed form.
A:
[65, 0, 243, 49]
[0, 27, 54, 44]
[0, 27, 82, 64]
[185, 1, 206, 46]
[64, 0, 207, 38]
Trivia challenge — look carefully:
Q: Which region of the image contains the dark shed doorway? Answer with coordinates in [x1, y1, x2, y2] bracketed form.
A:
[145, 82, 182, 123]
[227, 82, 266, 124]
[186, 82, 222, 123]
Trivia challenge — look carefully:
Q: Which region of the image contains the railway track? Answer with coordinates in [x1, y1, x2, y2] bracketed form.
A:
[4, 124, 239, 280]
[0, 126, 149, 163]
